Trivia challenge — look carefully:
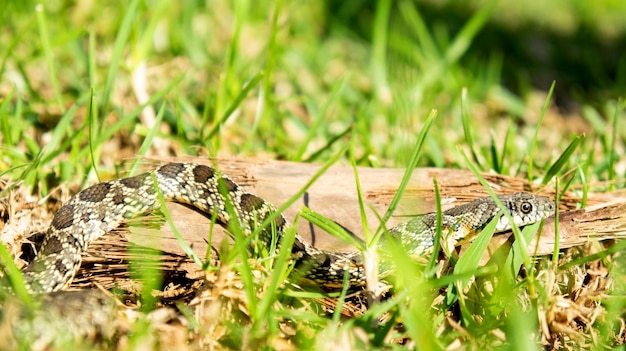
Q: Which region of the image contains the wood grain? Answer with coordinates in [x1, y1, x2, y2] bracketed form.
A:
[75, 157, 626, 289]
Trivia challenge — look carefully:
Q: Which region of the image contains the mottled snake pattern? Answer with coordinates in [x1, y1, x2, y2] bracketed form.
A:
[22, 163, 555, 292]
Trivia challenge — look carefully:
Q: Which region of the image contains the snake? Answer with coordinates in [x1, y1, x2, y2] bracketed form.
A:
[19, 163, 555, 293]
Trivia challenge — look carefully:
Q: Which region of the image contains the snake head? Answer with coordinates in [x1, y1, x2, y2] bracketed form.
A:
[494, 192, 555, 232]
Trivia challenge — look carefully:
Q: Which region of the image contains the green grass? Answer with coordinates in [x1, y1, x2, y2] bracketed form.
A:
[1, 0, 625, 349]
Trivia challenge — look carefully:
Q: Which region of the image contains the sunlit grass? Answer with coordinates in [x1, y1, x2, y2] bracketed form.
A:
[0, 0, 625, 349]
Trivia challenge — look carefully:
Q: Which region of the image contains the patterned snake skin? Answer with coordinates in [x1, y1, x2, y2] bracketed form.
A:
[22, 163, 555, 292]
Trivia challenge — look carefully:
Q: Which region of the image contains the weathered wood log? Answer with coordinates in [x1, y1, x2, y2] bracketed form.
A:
[73, 157, 626, 290]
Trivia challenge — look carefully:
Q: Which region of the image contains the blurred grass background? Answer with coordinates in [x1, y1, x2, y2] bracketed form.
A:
[1, 0, 626, 349]
[1, 0, 624, 181]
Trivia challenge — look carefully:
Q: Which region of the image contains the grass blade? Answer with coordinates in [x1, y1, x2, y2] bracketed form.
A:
[371, 0, 392, 98]
[426, 177, 444, 273]
[527, 81, 555, 181]
[542, 134, 585, 185]
[460, 148, 537, 295]
[0, 241, 33, 307]
[101, 0, 141, 116]
[452, 216, 499, 285]
[131, 101, 167, 173]
[461, 88, 481, 167]
[375, 110, 437, 239]
[295, 76, 348, 161]
[300, 207, 365, 251]
[35, 4, 65, 114]
[152, 173, 203, 268]
[204, 72, 263, 141]
[607, 99, 623, 190]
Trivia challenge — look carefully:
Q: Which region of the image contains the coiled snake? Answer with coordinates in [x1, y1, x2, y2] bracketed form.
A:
[21, 163, 555, 293]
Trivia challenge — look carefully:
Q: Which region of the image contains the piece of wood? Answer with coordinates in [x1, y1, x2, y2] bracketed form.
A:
[76, 157, 626, 289]
[135, 157, 625, 254]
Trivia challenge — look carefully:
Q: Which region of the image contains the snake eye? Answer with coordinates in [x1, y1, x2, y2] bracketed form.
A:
[520, 201, 532, 214]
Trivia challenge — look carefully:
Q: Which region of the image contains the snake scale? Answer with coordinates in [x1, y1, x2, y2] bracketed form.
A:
[21, 163, 555, 293]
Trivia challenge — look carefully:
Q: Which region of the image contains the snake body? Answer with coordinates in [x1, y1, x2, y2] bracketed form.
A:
[22, 163, 555, 293]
